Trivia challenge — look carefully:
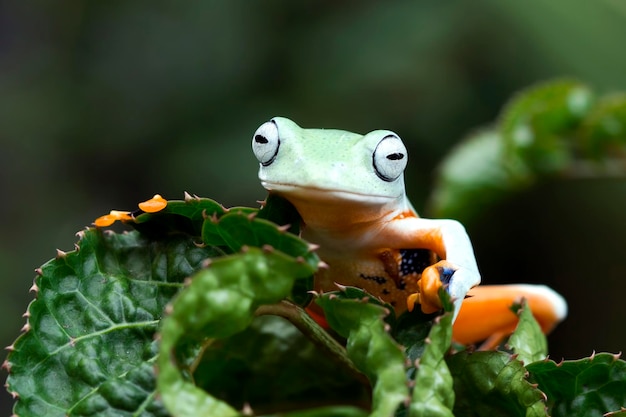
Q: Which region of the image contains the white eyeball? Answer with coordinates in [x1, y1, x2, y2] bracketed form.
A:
[252, 120, 280, 166]
[372, 134, 408, 182]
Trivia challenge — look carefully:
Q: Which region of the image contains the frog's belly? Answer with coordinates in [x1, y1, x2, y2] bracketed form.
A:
[314, 248, 436, 314]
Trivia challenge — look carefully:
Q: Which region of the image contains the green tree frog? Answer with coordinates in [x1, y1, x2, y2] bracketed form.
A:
[252, 117, 567, 345]
[252, 117, 479, 317]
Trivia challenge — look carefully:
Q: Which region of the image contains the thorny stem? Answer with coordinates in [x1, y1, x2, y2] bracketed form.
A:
[255, 300, 371, 388]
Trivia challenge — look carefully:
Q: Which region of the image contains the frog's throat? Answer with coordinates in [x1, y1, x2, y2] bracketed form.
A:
[261, 181, 400, 206]
[263, 182, 409, 231]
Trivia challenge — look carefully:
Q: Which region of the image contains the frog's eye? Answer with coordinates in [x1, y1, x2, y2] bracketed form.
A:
[373, 134, 408, 182]
[252, 120, 280, 166]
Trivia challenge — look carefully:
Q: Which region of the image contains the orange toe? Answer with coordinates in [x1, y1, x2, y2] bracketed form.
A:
[416, 264, 445, 314]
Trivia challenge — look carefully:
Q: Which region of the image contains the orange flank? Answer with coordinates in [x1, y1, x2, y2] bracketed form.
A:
[138, 194, 168, 213]
[93, 210, 132, 227]
[452, 284, 568, 348]
[305, 306, 329, 328]
[392, 210, 418, 221]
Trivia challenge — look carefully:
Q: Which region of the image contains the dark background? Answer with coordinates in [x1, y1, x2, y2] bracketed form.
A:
[2, 1, 626, 413]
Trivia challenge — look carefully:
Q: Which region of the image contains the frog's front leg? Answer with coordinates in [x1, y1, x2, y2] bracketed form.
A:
[381, 217, 480, 319]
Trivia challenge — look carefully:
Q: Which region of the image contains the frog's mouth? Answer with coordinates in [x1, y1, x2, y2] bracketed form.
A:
[261, 181, 398, 206]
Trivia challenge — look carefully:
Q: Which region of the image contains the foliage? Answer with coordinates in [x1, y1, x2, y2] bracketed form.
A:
[527, 353, 626, 417]
[428, 79, 626, 223]
[5, 80, 626, 415]
[408, 295, 455, 417]
[508, 303, 548, 365]
[5, 229, 213, 417]
[447, 351, 548, 417]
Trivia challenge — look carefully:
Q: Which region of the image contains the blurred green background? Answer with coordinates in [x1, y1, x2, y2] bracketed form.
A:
[2, 1, 626, 413]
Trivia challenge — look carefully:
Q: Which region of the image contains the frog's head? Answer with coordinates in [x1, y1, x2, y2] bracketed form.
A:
[252, 117, 410, 226]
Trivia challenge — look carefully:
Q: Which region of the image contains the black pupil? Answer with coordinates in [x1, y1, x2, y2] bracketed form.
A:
[255, 134, 268, 144]
[387, 153, 404, 160]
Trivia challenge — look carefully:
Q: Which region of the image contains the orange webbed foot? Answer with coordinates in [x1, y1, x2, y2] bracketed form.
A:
[452, 284, 568, 348]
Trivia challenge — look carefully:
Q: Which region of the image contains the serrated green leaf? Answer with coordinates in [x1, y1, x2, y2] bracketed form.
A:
[6, 228, 217, 417]
[196, 206, 263, 248]
[527, 353, 626, 417]
[317, 290, 409, 417]
[134, 197, 226, 224]
[157, 248, 317, 417]
[257, 193, 303, 236]
[193, 315, 368, 413]
[409, 290, 455, 417]
[198, 207, 318, 306]
[507, 302, 547, 365]
[392, 308, 437, 364]
[447, 351, 548, 417]
[132, 197, 227, 238]
[204, 211, 319, 269]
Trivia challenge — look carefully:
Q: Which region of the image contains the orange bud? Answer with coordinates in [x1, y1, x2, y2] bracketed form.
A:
[93, 214, 116, 227]
[93, 210, 132, 227]
[138, 194, 167, 213]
